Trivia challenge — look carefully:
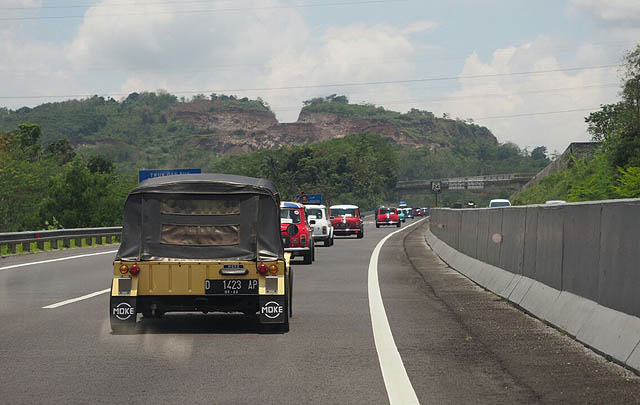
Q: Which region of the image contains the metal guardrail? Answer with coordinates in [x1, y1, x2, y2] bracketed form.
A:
[0, 227, 122, 256]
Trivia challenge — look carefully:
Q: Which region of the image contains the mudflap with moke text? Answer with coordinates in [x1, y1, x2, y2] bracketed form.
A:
[110, 295, 137, 326]
[259, 295, 286, 324]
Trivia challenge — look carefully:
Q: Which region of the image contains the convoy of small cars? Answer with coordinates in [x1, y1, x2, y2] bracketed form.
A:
[110, 173, 433, 333]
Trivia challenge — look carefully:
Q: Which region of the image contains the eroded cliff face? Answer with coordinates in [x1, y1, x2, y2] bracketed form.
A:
[169, 102, 496, 155]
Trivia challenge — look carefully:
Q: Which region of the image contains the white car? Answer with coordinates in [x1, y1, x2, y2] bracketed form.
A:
[306, 204, 334, 246]
[489, 199, 511, 208]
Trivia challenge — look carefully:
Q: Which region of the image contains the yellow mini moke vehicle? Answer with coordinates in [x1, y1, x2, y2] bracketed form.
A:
[110, 174, 292, 333]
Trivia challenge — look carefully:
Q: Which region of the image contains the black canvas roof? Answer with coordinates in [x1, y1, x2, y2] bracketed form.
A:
[116, 174, 283, 261]
[132, 173, 279, 196]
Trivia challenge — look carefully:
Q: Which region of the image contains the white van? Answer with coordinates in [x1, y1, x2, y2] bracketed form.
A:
[306, 204, 334, 246]
[489, 199, 511, 208]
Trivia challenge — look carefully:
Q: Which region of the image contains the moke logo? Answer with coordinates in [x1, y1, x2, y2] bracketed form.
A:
[113, 302, 135, 321]
[261, 301, 283, 319]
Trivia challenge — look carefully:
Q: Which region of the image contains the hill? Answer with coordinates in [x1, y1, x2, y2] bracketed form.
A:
[0, 92, 502, 172]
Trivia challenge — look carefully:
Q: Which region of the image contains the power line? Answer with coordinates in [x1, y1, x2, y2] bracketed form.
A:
[473, 108, 600, 121]
[0, 0, 406, 21]
[1, 0, 236, 10]
[267, 83, 619, 112]
[0, 64, 621, 100]
[2, 40, 632, 76]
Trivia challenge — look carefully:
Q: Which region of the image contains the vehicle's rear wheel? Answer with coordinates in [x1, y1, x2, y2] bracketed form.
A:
[376, 223, 380, 228]
[397, 222, 401, 227]
[324, 237, 331, 247]
[311, 244, 315, 261]
[357, 229, 364, 238]
[302, 250, 312, 264]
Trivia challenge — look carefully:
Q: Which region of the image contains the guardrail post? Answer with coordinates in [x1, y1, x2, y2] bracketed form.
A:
[8, 242, 17, 254]
[21, 241, 30, 253]
[63, 238, 72, 248]
[36, 239, 45, 251]
[50, 239, 58, 250]
[74, 237, 81, 248]
[96, 235, 103, 245]
[86, 236, 92, 246]
[115, 234, 121, 243]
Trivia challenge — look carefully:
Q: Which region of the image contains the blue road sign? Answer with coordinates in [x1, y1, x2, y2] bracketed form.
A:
[296, 193, 323, 204]
[138, 168, 201, 183]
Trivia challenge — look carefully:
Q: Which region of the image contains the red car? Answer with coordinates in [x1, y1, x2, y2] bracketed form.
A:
[329, 204, 364, 239]
[280, 202, 315, 264]
[413, 208, 423, 217]
[376, 206, 401, 228]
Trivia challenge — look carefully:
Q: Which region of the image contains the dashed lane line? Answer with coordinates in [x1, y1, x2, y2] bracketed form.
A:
[43, 288, 111, 309]
[368, 218, 425, 405]
[0, 249, 118, 272]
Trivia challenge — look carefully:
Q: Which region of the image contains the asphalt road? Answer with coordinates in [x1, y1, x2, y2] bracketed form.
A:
[1, 218, 640, 404]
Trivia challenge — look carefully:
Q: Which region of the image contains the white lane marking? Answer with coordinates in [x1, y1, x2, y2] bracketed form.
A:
[368, 218, 425, 405]
[43, 288, 111, 309]
[0, 249, 118, 272]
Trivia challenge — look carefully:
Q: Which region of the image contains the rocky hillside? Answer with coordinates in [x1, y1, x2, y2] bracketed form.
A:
[168, 96, 498, 155]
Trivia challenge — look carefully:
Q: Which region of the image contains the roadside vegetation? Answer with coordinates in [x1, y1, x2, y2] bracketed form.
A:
[0, 124, 135, 232]
[514, 44, 640, 204]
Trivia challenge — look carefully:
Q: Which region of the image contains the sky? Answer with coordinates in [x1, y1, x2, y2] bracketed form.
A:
[1, 0, 639, 153]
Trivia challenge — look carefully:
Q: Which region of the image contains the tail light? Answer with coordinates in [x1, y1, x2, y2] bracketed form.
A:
[258, 263, 268, 275]
[322, 226, 327, 234]
[301, 234, 306, 246]
[129, 264, 140, 276]
[269, 264, 278, 274]
[119, 264, 129, 275]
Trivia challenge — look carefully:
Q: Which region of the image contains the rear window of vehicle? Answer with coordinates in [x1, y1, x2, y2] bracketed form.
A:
[378, 208, 396, 215]
[160, 224, 240, 246]
[489, 201, 511, 207]
[307, 208, 323, 219]
[331, 208, 356, 217]
[161, 199, 240, 215]
[281, 208, 302, 224]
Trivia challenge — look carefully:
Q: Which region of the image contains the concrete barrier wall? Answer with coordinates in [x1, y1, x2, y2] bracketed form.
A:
[426, 198, 640, 373]
[430, 199, 640, 318]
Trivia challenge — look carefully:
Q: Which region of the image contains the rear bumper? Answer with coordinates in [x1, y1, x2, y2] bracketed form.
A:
[334, 228, 361, 235]
[376, 221, 399, 225]
[111, 294, 287, 324]
[284, 246, 310, 256]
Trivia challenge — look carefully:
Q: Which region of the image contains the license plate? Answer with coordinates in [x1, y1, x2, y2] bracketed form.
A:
[205, 279, 258, 295]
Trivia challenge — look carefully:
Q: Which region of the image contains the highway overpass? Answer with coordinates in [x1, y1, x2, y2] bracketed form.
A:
[1, 212, 639, 403]
[397, 172, 536, 193]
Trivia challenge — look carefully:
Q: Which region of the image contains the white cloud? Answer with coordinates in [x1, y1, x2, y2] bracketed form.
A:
[431, 37, 620, 153]
[263, 23, 418, 120]
[568, 0, 640, 24]
[568, 0, 640, 41]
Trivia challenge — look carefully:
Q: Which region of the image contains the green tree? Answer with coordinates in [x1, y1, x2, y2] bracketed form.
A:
[615, 166, 640, 198]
